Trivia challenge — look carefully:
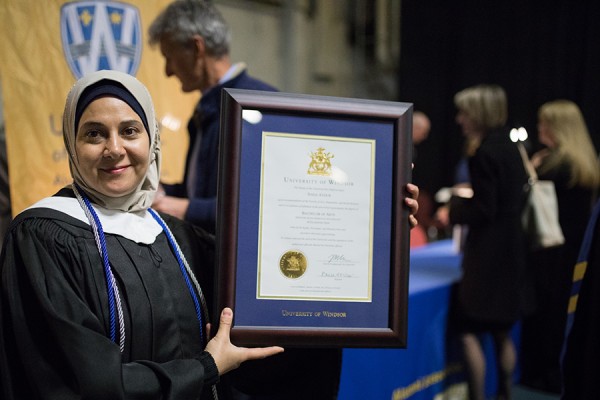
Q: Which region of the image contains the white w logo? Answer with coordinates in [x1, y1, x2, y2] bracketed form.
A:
[61, 1, 142, 78]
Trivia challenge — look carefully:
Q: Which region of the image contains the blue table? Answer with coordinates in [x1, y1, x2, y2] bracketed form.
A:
[338, 240, 521, 399]
[338, 240, 464, 399]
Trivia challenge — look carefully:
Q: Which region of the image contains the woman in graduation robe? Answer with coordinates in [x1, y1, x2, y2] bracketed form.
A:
[0, 70, 283, 400]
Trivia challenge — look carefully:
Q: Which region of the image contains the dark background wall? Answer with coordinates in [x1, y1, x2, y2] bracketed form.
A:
[398, 0, 600, 197]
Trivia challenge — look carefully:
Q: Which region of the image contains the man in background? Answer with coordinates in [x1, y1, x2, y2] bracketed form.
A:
[148, 2, 342, 399]
[412, 110, 431, 146]
[148, 0, 276, 234]
[411, 110, 434, 245]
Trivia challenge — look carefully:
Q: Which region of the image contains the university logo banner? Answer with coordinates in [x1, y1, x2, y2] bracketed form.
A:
[0, 0, 196, 216]
[60, 1, 142, 78]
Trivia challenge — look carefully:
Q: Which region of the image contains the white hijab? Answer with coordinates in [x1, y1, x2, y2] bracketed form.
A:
[62, 70, 161, 212]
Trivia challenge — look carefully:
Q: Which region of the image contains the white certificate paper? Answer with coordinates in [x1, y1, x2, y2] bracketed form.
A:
[257, 132, 375, 302]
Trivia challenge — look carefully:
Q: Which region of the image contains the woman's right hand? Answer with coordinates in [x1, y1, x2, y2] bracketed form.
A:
[531, 148, 550, 169]
[435, 204, 451, 227]
[204, 308, 284, 375]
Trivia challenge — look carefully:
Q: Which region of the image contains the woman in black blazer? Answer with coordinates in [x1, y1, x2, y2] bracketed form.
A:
[437, 84, 529, 400]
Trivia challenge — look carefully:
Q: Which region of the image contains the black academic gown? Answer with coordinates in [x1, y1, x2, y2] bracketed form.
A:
[561, 200, 600, 399]
[0, 192, 218, 400]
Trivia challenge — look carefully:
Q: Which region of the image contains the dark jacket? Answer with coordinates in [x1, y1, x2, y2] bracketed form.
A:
[450, 128, 529, 324]
[163, 69, 277, 233]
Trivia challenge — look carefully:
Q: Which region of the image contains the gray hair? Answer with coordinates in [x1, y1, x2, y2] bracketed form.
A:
[454, 84, 507, 131]
[148, 0, 231, 57]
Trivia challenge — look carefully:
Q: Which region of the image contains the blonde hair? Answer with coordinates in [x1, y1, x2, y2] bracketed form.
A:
[538, 100, 600, 189]
[454, 84, 507, 131]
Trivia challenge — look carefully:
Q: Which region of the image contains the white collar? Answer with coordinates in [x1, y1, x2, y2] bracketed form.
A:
[26, 197, 163, 244]
[219, 62, 247, 84]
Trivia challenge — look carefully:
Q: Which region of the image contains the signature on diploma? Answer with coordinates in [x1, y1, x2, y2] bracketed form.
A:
[327, 254, 349, 263]
[321, 271, 353, 279]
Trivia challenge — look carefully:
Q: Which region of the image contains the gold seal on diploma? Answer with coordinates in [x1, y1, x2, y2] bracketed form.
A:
[279, 250, 308, 279]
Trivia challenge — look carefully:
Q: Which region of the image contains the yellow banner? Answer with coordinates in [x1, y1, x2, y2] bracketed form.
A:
[0, 0, 197, 215]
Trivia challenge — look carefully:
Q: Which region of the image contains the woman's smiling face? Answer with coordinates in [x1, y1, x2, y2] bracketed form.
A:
[75, 96, 150, 198]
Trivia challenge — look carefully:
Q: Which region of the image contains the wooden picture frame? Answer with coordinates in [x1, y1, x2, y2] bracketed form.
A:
[215, 88, 413, 348]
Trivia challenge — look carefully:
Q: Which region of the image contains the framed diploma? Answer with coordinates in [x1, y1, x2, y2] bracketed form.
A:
[215, 88, 413, 348]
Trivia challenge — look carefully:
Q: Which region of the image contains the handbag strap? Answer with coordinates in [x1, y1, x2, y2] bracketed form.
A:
[517, 142, 538, 182]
